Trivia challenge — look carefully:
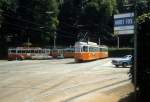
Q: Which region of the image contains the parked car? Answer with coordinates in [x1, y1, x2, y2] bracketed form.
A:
[112, 55, 133, 67]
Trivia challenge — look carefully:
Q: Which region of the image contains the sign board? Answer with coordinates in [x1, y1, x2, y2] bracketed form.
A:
[114, 13, 134, 35]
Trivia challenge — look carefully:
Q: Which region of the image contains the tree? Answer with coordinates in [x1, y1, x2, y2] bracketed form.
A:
[16, 0, 59, 46]
[79, 0, 117, 45]
[0, 0, 18, 58]
[116, 0, 134, 13]
[58, 0, 118, 46]
[57, 0, 81, 46]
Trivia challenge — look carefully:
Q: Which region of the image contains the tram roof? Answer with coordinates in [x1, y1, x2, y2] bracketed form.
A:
[63, 47, 74, 51]
[75, 41, 98, 46]
[99, 45, 108, 48]
[75, 42, 108, 48]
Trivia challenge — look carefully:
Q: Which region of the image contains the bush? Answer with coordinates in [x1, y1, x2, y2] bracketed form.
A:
[108, 48, 134, 57]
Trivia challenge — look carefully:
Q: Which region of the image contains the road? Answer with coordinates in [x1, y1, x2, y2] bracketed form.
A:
[0, 58, 132, 102]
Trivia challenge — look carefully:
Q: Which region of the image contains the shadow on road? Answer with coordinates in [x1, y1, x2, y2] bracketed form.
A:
[118, 92, 135, 102]
[66, 62, 76, 64]
[114, 66, 131, 68]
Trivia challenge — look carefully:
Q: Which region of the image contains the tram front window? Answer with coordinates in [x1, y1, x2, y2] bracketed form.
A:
[83, 46, 88, 52]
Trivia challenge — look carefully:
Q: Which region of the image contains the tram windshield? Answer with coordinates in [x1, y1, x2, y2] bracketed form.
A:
[82, 46, 88, 52]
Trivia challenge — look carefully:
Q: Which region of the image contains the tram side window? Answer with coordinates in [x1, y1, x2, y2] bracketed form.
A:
[35, 50, 38, 53]
[89, 47, 92, 52]
[68, 48, 74, 52]
[97, 47, 99, 52]
[99, 48, 101, 51]
[17, 50, 21, 53]
[42, 50, 45, 53]
[83, 46, 88, 52]
[71, 49, 74, 52]
[89, 47, 93, 52]
[66, 49, 74, 52]
[93, 47, 96, 52]
[101, 48, 108, 51]
[10, 50, 16, 53]
[31, 50, 34, 53]
[38, 50, 42, 53]
[105, 48, 108, 51]
[89, 47, 97, 52]
[26, 50, 30, 53]
[45, 50, 50, 53]
[67, 50, 71, 52]
[94, 47, 99, 52]
[75, 47, 81, 52]
[104, 48, 108, 51]
[93, 47, 95, 52]
[22, 50, 26, 54]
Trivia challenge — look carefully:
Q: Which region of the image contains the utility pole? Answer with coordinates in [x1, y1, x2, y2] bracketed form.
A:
[88, 37, 90, 42]
[117, 35, 120, 48]
[27, 37, 30, 48]
[0, 9, 3, 37]
[99, 37, 101, 46]
[54, 32, 56, 49]
[134, 0, 137, 101]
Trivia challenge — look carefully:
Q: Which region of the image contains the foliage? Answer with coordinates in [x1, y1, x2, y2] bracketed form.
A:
[0, 0, 59, 47]
[137, 13, 150, 24]
[0, 0, 18, 58]
[16, 0, 59, 46]
[108, 48, 134, 57]
[58, 0, 118, 45]
[116, 0, 134, 13]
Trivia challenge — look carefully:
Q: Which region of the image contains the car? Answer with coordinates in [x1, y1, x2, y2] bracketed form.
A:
[112, 55, 133, 67]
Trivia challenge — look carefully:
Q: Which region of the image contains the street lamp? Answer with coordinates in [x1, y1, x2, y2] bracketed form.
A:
[45, 11, 55, 14]
[39, 27, 45, 29]
[0, 9, 3, 33]
[114, 31, 120, 48]
[39, 11, 56, 49]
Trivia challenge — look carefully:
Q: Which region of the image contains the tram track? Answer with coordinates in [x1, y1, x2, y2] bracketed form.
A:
[0, 58, 131, 102]
[63, 79, 130, 102]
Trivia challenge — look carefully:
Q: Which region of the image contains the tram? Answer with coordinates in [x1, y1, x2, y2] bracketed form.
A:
[51, 47, 74, 58]
[8, 47, 51, 60]
[74, 41, 108, 62]
[51, 48, 63, 58]
[63, 48, 74, 58]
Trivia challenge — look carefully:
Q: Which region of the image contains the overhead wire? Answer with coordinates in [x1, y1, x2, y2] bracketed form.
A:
[3, 20, 76, 39]
[3, 20, 76, 38]
[1, 3, 111, 40]
[1, 5, 88, 35]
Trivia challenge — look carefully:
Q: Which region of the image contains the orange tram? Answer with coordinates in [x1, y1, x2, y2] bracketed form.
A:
[74, 41, 108, 62]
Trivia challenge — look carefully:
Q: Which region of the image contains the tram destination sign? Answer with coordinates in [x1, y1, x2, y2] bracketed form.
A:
[114, 13, 134, 35]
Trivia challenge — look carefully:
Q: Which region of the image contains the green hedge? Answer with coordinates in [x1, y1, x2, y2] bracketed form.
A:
[108, 48, 134, 57]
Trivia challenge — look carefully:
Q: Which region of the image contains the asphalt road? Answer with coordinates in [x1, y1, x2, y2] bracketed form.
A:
[0, 58, 131, 102]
